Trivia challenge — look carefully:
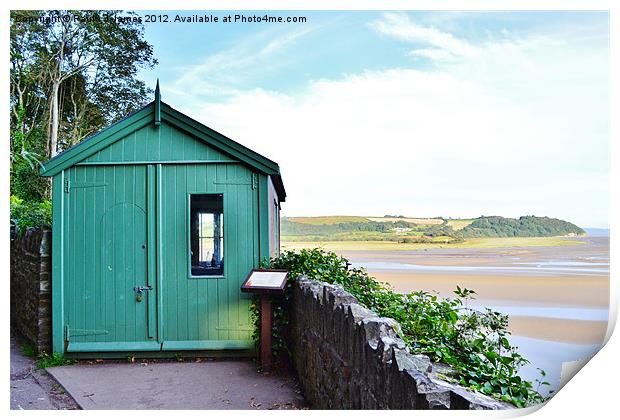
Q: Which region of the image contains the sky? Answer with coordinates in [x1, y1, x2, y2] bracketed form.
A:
[137, 11, 609, 227]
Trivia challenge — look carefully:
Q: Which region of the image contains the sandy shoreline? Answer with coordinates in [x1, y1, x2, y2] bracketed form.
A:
[338, 237, 610, 345]
[365, 270, 608, 345]
[281, 236, 588, 251]
[507, 316, 607, 344]
[368, 271, 609, 308]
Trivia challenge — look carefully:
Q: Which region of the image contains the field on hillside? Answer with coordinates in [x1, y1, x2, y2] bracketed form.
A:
[282, 215, 463, 244]
[286, 215, 454, 226]
[286, 216, 371, 225]
[366, 217, 444, 225]
[445, 219, 474, 230]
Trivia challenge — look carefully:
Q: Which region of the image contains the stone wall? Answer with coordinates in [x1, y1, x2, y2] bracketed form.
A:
[10, 228, 52, 354]
[290, 277, 514, 410]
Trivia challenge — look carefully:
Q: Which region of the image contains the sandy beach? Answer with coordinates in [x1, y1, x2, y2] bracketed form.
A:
[370, 271, 609, 344]
[334, 236, 610, 346]
[370, 272, 609, 308]
[507, 317, 607, 344]
[365, 271, 608, 345]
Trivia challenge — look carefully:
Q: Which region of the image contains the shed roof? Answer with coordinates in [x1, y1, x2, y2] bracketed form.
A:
[40, 93, 286, 201]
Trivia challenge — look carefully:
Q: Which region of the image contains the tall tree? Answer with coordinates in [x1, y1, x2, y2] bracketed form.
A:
[10, 10, 47, 168]
[10, 11, 51, 199]
[10, 10, 157, 160]
[37, 11, 157, 156]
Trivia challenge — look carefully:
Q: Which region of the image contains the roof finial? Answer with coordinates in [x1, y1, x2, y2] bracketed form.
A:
[154, 79, 161, 127]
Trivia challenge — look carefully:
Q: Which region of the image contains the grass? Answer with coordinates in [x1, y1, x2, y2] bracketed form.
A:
[445, 219, 475, 230]
[283, 231, 427, 242]
[36, 352, 75, 369]
[286, 215, 451, 226]
[282, 232, 460, 243]
[286, 215, 371, 225]
[21, 343, 37, 358]
[281, 236, 587, 252]
[366, 216, 444, 225]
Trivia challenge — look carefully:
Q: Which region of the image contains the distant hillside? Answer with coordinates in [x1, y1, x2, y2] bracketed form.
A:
[281, 215, 585, 242]
[459, 216, 586, 238]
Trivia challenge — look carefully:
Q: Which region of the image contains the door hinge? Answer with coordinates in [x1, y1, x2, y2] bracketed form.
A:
[252, 173, 258, 190]
[215, 325, 253, 332]
[66, 327, 110, 338]
[64, 179, 70, 193]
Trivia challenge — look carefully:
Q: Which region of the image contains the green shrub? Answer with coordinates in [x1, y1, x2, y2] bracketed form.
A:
[10, 195, 52, 235]
[36, 352, 75, 369]
[11, 163, 49, 202]
[21, 343, 37, 358]
[254, 248, 548, 407]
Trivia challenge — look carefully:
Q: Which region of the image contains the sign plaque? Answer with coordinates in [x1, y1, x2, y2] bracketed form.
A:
[240, 269, 289, 370]
[241, 269, 288, 293]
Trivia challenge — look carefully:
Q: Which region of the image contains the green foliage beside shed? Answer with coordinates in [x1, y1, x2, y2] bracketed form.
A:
[259, 248, 550, 407]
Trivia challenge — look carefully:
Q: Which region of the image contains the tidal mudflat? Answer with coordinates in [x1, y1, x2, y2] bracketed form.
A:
[336, 236, 610, 395]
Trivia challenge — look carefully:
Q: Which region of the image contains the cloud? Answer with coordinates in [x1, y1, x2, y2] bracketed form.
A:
[369, 13, 480, 59]
[167, 13, 609, 226]
[169, 25, 317, 99]
[176, 67, 606, 225]
[261, 26, 315, 55]
[407, 48, 455, 61]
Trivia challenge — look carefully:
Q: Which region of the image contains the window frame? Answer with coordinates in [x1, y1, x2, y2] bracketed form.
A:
[186, 191, 226, 279]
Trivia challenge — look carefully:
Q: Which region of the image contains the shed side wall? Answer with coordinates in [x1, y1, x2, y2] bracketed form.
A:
[267, 176, 280, 257]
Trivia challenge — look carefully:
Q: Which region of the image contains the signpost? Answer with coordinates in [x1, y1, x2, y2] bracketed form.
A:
[240, 269, 289, 369]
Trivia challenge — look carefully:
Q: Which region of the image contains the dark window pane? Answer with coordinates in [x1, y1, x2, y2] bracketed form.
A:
[190, 194, 224, 276]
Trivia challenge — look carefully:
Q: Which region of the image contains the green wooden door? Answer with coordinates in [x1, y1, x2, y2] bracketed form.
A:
[64, 165, 159, 352]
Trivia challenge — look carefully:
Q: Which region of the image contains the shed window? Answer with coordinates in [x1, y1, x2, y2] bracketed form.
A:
[190, 194, 224, 276]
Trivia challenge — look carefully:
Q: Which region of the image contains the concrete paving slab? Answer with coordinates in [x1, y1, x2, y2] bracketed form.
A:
[10, 335, 79, 410]
[9, 337, 53, 410]
[47, 360, 305, 410]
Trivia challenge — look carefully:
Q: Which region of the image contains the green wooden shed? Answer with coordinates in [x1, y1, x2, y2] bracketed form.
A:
[41, 83, 285, 356]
